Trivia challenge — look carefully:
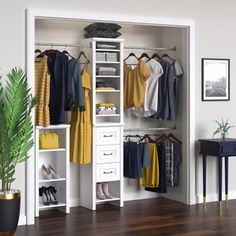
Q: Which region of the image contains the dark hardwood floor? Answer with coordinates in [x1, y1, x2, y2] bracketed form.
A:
[15, 198, 236, 236]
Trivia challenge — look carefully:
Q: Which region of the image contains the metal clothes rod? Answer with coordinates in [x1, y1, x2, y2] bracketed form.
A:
[124, 126, 176, 132]
[35, 42, 90, 48]
[35, 42, 176, 51]
[124, 46, 176, 51]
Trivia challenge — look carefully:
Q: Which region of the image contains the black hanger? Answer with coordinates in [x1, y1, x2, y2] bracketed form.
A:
[161, 53, 175, 62]
[124, 52, 139, 61]
[151, 53, 161, 60]
[138, 52, 150, 60]
[167, 133, 182, 144]
[78, 51, 90, 64]
[62, 45, 73, 58]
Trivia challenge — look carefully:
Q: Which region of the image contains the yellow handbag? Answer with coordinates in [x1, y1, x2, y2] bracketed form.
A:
[39, 132, 60, 149]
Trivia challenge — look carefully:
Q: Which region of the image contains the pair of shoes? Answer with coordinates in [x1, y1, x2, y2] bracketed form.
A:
[39, 186, 58, 205]
[41, 164, 60, 179]
[96, 182, 113, 200]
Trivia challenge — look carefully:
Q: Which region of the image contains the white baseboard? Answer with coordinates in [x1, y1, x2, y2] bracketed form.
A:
[70, 198, 80, 207]
[196, 191, 236, 204]
[18, 214, 26, 226]
[124, 193, 158, 202]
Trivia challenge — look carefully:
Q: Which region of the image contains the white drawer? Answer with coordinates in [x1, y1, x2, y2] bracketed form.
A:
[96, 163, 120, 182]
[96, 145, 120, 164]
[96, 127, 120, 145]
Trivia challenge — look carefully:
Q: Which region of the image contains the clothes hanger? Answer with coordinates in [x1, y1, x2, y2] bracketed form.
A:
[138, 52, 150, 60]
[124, 52, 139, 61]
[139, 134, 155, 143]
[62, 45, 73, 58]
[167, 133, 182, 144]
[161, 53, 175, 62]
[77, 51, 90, 64]
[155, 133, 167, 143]
[151, 53, 161, 60]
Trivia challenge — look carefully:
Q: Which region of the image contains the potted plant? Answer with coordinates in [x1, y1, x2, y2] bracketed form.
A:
[213, 118, 234, 139]
[0, 68, 36, 235]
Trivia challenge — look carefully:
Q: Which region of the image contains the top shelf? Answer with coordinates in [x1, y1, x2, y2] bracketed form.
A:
[36, 124, 70, 130]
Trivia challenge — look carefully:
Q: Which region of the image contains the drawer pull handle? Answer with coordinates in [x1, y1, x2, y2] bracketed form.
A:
[103, 134, 113, 138]
[103, 171, 113, 174]
[103, 153, 113, 156]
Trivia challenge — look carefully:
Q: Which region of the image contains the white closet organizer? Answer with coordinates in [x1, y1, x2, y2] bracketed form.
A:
[79, 38, 124, 210]
[34, 18, 190, 214]
[35, 125, 70, 216]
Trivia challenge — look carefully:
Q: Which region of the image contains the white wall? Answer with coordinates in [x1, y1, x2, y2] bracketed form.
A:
[1, 0, 236, 223]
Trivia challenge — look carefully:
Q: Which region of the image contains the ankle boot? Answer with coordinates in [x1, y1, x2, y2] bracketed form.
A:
[96, 183, 106, 200]
[102, 182, 113, 199]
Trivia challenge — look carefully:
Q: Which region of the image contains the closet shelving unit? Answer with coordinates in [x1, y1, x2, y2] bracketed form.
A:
[35, 124, 70, 217]
[79, 38, 124, 210]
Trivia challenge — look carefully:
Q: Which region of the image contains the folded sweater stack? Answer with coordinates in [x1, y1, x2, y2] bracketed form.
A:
[96, 103, 117, 115]
[96, 67, 117, 76]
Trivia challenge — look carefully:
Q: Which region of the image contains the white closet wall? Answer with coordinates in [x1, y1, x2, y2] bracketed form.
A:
[35, 19, 188, 205]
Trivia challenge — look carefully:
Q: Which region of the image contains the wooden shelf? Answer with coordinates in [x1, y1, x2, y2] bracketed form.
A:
[39, 148, 66, 153]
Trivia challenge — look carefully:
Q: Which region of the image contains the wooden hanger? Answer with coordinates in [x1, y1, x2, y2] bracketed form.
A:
[124, 52, 139, 61]
[34, 48, 42, 54]
[161, 53, 175, 62]
[78, 51, 90, 64]
[167, 133, 182, 144]
[125, 134, 142, 141]
[139, 134, 155, 143]
[155, 133, 167, 143]
[138, 52, 150, 60]
[151, 53, 161, 60]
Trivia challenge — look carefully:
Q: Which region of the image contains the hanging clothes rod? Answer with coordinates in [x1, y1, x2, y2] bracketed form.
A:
[124, 46, 176, 51]
[124, 126, 176, 132]
[35, 42, 90, 48]
[35, 42, 176, 51]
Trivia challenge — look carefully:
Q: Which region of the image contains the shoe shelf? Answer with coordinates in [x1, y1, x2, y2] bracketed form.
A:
[35, 125, 70, 217]
[39, 178, 66, 183]
[39, 202, 66, 209]
[96, 197, 120, 203]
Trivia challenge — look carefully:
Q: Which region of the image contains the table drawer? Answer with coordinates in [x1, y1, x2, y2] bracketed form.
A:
[221, 144, 236, 155]
[96, 163, 120, 182]
[96, 145, 120, 163]
[96, 127, 120, 145]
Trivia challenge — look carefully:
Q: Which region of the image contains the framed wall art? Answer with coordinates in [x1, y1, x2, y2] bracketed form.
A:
[202, 58, 230, 101]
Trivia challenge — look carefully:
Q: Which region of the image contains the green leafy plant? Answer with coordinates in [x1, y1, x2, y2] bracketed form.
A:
[213, 118, 234, 138]
[0, 68, 36, 192]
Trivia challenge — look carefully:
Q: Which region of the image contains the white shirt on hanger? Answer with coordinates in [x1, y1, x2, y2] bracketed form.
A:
[132, 59, 163, 117]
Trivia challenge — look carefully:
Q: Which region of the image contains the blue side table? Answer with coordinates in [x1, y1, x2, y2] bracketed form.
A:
[199, 138, 236, 213]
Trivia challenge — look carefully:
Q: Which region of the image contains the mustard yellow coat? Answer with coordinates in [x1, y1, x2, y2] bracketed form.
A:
[70, 64, 92, 164]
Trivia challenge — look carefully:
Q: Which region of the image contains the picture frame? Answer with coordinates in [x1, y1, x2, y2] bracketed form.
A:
[202, 58, 230, 101]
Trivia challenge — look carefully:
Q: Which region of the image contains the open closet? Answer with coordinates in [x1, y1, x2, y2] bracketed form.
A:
[27, 9, 195, 223]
